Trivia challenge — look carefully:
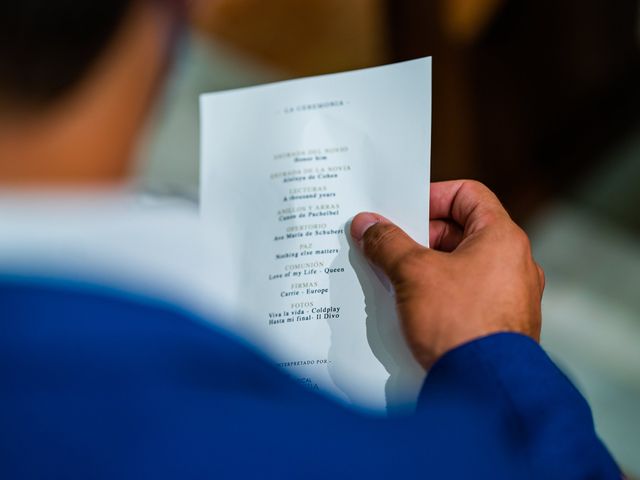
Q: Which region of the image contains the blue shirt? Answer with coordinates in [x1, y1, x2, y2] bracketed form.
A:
[0, 277, 620, 479]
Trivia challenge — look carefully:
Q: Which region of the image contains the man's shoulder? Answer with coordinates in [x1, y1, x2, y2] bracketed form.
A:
[0, 276, 275, 388]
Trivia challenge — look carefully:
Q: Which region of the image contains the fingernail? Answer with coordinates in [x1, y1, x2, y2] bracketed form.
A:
[351, 213, 380, 243]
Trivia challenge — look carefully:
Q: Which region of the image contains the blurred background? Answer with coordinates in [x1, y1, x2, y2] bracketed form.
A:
[135, 0, 640, 474]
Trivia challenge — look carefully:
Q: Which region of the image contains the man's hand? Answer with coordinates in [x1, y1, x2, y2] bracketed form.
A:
[351, 180, 544, 369]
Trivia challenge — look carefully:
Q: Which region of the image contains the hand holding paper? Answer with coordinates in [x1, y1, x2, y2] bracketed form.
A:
[351, 181, 544, 370]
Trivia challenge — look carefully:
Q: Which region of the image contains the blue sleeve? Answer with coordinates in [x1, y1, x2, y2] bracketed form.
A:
[0, 279, 622, 479]
[419, 333, 621, 479]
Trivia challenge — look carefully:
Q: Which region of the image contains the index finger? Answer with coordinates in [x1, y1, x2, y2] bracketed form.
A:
[429, 180, 511, 235]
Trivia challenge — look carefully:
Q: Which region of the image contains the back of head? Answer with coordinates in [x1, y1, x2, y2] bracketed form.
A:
[0, 0, 134, 110]
[0, 0, 178, 184]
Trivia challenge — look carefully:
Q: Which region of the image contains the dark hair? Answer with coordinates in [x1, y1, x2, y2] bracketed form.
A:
[0, 1, 135, 108]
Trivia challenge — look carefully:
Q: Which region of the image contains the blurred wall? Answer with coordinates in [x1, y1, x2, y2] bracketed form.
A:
[389, 0, 640, 221]
[191, 0, 389, 76]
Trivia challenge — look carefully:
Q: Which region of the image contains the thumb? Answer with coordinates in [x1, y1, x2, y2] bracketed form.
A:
[350, 212, 426, 282]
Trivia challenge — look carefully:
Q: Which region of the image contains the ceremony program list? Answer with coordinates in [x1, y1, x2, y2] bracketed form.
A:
[200, 58, 431, 412]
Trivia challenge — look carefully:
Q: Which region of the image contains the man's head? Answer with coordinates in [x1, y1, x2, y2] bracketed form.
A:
[0, 1, 135, 110]
[0, 0, 180, 184]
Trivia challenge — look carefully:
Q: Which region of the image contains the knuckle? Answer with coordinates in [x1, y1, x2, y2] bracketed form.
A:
[363, 223, 400, 253]
[464, 179, 487, 192]
[536, 262, 546, 290]
[509, 224, 532, 252]
[462, 179, 492, 198]
[392, 249, 428, 278]
[461, 180, 508, 218]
